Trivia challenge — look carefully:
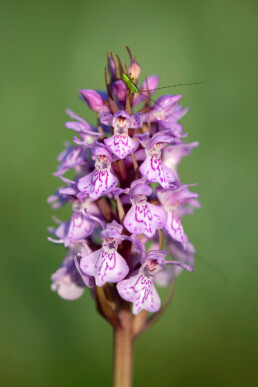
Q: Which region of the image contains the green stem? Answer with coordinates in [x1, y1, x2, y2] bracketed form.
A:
[113, 309, 134, 387]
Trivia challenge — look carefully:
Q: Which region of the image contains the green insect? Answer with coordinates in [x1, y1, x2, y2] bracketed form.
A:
[122, 72, 204, 108]
[122, 73, 139, 94]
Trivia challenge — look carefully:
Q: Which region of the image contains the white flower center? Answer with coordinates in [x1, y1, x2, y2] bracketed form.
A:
[95, 155, 110, 170]
[142, 259, 163, 277]
[132, 194, 147, 205]
[102, 238, 118, 251]
[114, 116, 130, 135]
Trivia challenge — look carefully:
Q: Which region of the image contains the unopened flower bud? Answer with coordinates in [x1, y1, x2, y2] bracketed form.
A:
[108, 56, 116, 79]
[112, 80, 127, 101]
[79, 89, 109, 113]
[128, 60, 141, 81]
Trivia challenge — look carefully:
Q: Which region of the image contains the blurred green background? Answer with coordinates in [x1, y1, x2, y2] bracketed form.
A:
[1, 0, 258, 386]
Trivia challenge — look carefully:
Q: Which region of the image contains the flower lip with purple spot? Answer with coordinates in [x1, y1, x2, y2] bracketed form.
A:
[100, 111, 142, 159]
[79, 221, 130, 287]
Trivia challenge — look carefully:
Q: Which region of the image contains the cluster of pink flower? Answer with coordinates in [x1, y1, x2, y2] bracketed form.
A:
[48, 49, 200, 315]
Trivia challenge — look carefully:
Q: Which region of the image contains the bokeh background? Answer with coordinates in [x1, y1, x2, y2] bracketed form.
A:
[1, 0, 258, 386]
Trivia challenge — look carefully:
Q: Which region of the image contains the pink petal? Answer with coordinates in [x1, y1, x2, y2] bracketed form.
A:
[165, 211, 186, 247]
[117, 274, 161, 315]
[124, 204, 153, 236]
[80, 248, 129, 287]
[124, 202, 166, 238]
[130, 112, 143, 128]
[100, 112, 113, 126]
[80, 249, 102, 277]
[66, 109, 88, 125]
[117, 274, 141, 302]
[136, 281, 160, 314]
[51, 277, 84, 300]
[139, 155, 175, 188]
[78, 170, 118, 200]
[96, 250, 129, 287]
[54, 222, 69, 239]
[147, 203, 167, 231]
[65, 212, 95, 247]
[104, 135, 139, 159]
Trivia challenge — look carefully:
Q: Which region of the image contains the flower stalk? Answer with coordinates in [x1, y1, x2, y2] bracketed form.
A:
[113, 307, 134, 387]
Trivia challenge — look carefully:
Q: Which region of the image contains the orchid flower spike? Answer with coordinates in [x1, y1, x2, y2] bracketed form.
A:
[48, 48, 200, 360]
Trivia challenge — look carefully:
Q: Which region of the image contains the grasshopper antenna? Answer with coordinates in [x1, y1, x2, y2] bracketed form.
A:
[143, 81, 205, 92]
[195, 253, 229, 284]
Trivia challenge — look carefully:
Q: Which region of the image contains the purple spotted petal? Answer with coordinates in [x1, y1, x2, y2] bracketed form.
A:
[124, 201, 167, 238]
[68, 213, 94, 247]
[77, 169, 118, 200]
[65, 212, 96, 247]
[117, 273, 161, 315]
[165, 211, 186, 248]
[134, 133, 151, 148]
[48, 210, 99, 247]
[139, 154, 176, 188]
[104, 134, 139, 159]
[130, 112, 143, 129]
[80, 248, 129, 287]
[100, 112, 113, 126]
